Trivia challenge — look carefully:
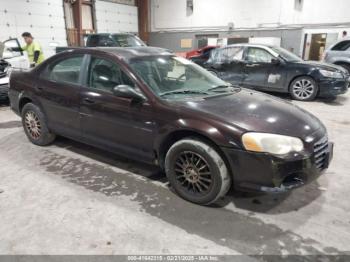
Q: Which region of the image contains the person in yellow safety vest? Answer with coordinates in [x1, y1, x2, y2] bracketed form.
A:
[20, 32, 45, 67]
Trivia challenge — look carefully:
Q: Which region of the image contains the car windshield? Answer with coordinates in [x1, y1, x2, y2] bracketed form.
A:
[129, 56, 236, 99]
[270, 46, 302, 62]
[111, 34, 146, 47]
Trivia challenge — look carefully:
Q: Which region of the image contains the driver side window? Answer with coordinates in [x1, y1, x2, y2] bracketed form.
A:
[246, 47, 274, 63]
[88, 57, 136, 93]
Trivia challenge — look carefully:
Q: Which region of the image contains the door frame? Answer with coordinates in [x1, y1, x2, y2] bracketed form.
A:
[241, 46, 281, 90]
[78, 53, 156, 162]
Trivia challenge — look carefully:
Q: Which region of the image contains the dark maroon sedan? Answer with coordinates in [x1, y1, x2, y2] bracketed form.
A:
[9, 47, 333, 205]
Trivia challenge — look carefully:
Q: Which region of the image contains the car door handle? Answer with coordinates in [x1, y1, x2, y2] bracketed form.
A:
[35, 86, 43, 91]
[246, 63, 259, 67]
[82, 98, 95, 104]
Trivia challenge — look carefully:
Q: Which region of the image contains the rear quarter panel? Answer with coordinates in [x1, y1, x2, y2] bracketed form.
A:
[9, 69, 43, 115]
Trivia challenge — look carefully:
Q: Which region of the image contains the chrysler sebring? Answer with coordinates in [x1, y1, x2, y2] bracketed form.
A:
[9, 47, 333, 205]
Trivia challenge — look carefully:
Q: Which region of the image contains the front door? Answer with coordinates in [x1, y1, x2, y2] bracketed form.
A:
[37, 55, 84, 138]
[242, 47, 277, 90]
[79, 55, 156, 162]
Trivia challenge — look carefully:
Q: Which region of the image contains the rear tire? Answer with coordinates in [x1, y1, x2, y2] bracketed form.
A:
[290, 76, 318, 101]
[165, 138, 231, 205]
[21, 103, 56, 146]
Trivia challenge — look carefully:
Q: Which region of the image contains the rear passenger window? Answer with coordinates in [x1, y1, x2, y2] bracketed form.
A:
[331, 40, 350, 51]
[210, 49, 224, 63]
[225, 47, 244, 62]
[46, 56, 84, 85]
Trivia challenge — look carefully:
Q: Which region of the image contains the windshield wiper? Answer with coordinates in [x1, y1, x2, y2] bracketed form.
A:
[207, 85, 232, 91]
[160, 89, 210, 97]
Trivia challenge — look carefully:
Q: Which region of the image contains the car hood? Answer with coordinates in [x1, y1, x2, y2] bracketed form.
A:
[168, 89, 325, 140]
[293, 60, 348, 73]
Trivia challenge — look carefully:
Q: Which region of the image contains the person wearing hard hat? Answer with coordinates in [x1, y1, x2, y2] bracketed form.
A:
[20, 32, 45, 67]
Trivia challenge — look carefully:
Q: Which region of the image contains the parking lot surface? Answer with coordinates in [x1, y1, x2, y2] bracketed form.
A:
[0, 94, 350, 256]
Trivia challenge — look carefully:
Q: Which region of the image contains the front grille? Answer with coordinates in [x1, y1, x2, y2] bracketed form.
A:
[313, 136, 329, 170]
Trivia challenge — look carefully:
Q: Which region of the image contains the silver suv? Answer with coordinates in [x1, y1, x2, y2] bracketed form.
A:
[324, 38, 350, 73]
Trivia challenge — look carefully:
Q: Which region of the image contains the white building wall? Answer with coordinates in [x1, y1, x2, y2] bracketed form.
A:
[95, 0, 138, 33]
[0, 0, 67, 57]
[151, 0, 350, 31]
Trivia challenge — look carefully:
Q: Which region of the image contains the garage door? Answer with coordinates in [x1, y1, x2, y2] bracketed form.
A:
[95, 0, 138, 33]
[0, 0, 67, 57]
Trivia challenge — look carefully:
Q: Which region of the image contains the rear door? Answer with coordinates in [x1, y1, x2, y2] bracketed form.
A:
[79, 55, 156, 162]
[208, 47, 245, 85]
[37, 55, 85, 137]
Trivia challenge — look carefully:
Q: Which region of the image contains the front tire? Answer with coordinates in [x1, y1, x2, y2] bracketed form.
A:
[21, 103, 56, 146]
[290, 76, 318, 101]
[165, 139, 231, 205]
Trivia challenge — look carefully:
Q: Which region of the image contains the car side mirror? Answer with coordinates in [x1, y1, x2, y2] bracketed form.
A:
[271, 58, 281, 65]
[113, 85, 146, 102]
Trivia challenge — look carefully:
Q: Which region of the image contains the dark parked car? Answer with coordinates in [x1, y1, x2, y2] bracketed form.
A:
[86, 33, 146, 48]
[186, 45, 218, 66]
[205, 44, 349, 101]
[0, 59, 11, 101]
[56, 33, 147, 53]
[9, 47, 333, 205]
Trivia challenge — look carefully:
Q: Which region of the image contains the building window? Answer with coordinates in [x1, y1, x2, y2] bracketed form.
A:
[294, 0, 303, 11]
[82, 4, 93, 31]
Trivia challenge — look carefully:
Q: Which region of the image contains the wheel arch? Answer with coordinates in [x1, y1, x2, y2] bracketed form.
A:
[18, 92, 45, 116]
[18, 97, 33, 113]
[157, 129, 233, 180]
[288, 74, 319, 93]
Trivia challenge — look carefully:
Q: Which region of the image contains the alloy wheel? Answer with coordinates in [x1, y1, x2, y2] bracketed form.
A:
[24, 111, 42, 140]
[292, 79, 315, 100]
[174, 151, 212, 195]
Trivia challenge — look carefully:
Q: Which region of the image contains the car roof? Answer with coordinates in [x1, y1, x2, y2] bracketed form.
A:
[88, 33, 134, 36]
[326, 37, 350, 50]
[62, 47, 174, 62]
[219, 43, 276, 49]
[214, 43, 279, 56]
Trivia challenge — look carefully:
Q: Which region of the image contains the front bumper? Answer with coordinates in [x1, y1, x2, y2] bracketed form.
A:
[0, 84, 9, 100]
[318, 77, 349, 97]
[221, 141, 334, 193]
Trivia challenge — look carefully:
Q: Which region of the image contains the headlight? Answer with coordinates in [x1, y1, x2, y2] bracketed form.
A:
[319, 69, 343, 79]
[242, 132, 304, 155]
